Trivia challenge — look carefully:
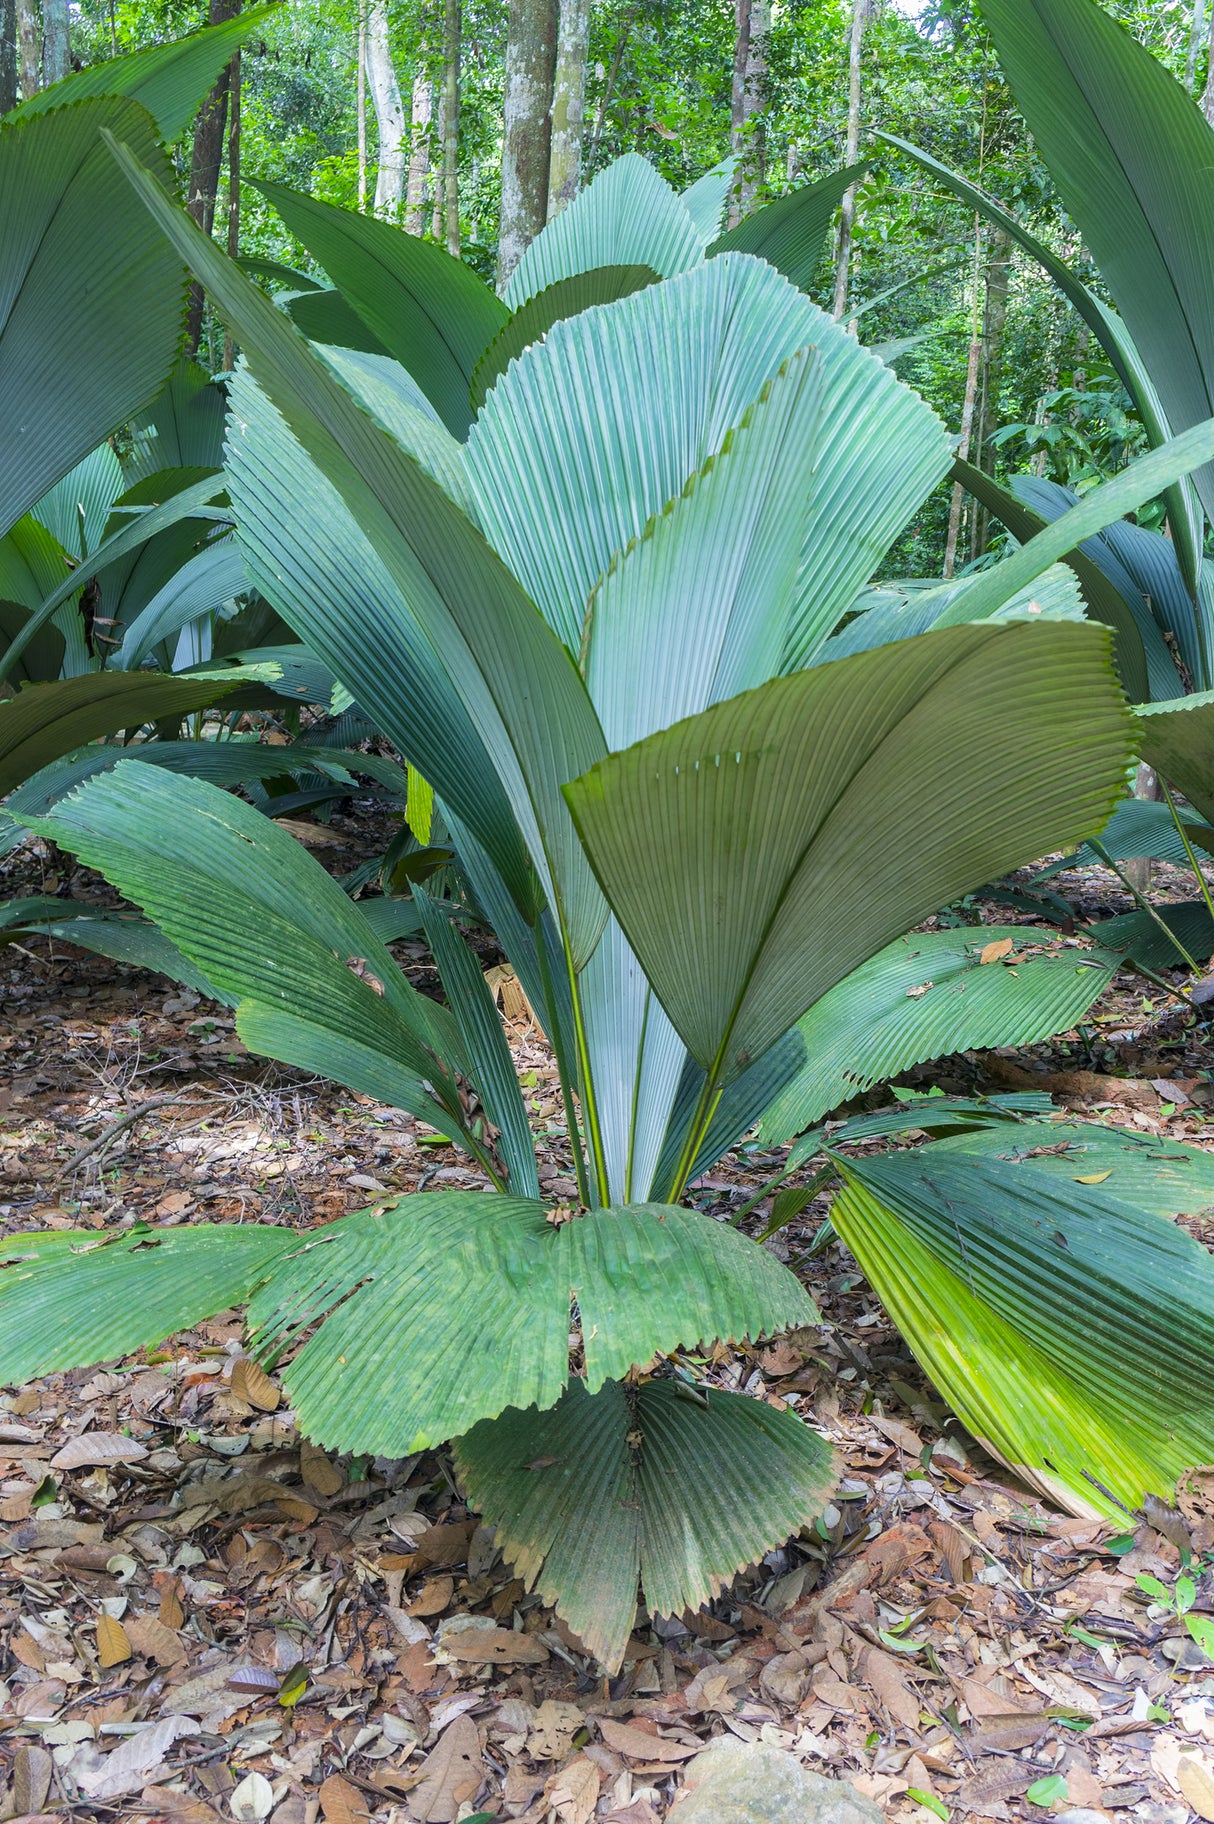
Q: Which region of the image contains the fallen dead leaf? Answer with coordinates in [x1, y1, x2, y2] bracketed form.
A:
[13, 1743, 53, 1815]
[528, 1698, 586, 1760]
[228, 1768, 275, 1821]
[300, 1440, 344, 1496]
[1179, 1753, 1214, 1821]
[50, 1431, 149, 1470]
[407, 1574, 455, 1617]
[230, 1356, 280, 1411]
[409, 1712, 484, 1823]
[597, 1718, 699, 1763]
[96, 1612, 131, 1668]
[75, 1715, 199, 1802]
[545, 1753, 601, 1824]
[979, 936, 1015, 965]
[859, 1643, 921, 1729]
[318, 1771, 371, 1823]
[438, 1624, 549, 1665]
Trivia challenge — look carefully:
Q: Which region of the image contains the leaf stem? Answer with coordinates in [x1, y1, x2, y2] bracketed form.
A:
[534, 928, 592, 1209]
[1160, 780, 1214, 947]
[558, 922, 611, 1209]
[666, 1072, 724, 1203]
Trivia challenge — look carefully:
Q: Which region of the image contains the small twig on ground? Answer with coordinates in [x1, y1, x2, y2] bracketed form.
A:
[55, 1094, 185, 1179]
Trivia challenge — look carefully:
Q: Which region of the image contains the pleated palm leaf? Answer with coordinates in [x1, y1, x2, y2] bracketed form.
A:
[6, 140, 1198, 1668]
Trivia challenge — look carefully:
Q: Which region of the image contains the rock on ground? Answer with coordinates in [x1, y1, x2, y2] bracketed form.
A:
[668, 1738, 886, 1824]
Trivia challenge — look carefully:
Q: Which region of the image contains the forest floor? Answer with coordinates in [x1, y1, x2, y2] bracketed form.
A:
[1, 802, 1213, 1824]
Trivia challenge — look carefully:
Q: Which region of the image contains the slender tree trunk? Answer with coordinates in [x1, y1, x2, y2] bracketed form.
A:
[222, 49, 241, 372]
[40, 0, 65, 83]
[547, 0, 588, 218]
[405, 7, 434, 237]
[943, 213, 984, 580]
[729, 0, 769, 220]
[440, 0, 460, 253]
[496, 0, 556, 290]
[587, 0, 637, 164]
[1188, 0, 1207, 93]
[185, 0, 241, 360]
[970, 225, 1013, 562]
[1205, 6, 1214, 124]
[357, 0, 368, 209]
[16, 0, 38, 98]
[0, 0, 18, 113]
[367, 0, 408, 217]
[831, 0, 867, 319]
[431, 75, 445, 238]
[1127, 764, 1161, 893]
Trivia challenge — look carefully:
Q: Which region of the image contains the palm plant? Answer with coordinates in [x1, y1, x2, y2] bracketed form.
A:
[8, 128, 1214, 1667]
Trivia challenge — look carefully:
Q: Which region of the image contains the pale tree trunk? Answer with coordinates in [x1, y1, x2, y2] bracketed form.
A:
[367, 0, 408, 217]
[405, 6, 434, 238]
[547, 0, 588, 219]
[943, 213, 983, 580]
[497, 0, 556, 290]
[1204, 6, 1214, 123]
[357, 0, 368, 209]
[969, 226, 1013, 563]
[1188, 0, 1207, 92]
[16, 0, 38, 98]
[831, 0, 867, 319]
[1, 0, 18, 113]
[440, 0, 460, 253]
[1127, 764, 1161, 893]
[185, 0, 241, 360]
[40, 0, 66, 83]
[431, 76, 444, 238]
[729, 0, 768, 221]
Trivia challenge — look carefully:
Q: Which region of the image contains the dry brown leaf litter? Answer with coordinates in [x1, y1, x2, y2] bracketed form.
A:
[4, 818, 1214, 1820]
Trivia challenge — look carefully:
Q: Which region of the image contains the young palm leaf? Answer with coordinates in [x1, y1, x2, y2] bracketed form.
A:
[566, 620, 1132, 1104]
[503, 154, 703, 308]
[252, 181, 508, 438]
[110, 135, 608, 966]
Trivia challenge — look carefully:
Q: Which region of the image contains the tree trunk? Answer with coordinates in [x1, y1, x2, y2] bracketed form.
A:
[184, 0, 241, 360]
[440, 0, 460, 253]
[405, 6, 434, 237]
[1205, 5, 1214, 124]
[729, 0, 769, 220]
[943, 212, 984, 579]
[367, 0, 408, 217]
[831, 0, 867, 320]
[970, 225, 1013, 563]
[0, 0, 18, 114]
[16, 0, 38, 98]
[587, 0, 637, 165]
[357, 0, 368, 209]
[222, 48, 241, 371]
[547, 0, 588, 218]
[40, 0, 66, 84]
[1188, 0, 1207, 93]
[497, 0, 556, 290]
[943, 336, 981, 579]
